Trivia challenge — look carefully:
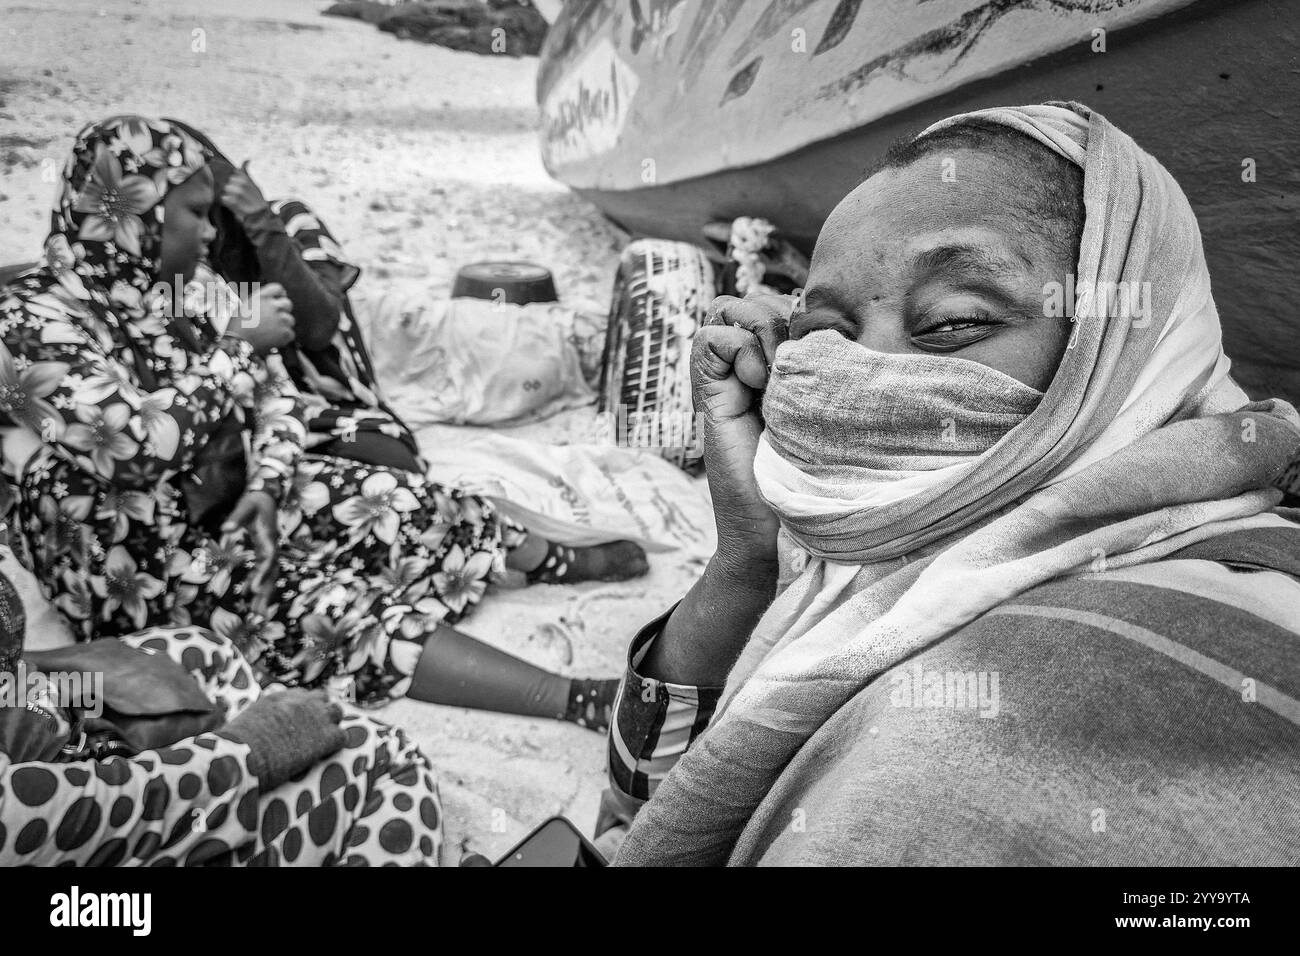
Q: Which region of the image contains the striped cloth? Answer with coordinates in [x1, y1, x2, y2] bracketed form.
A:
[604, 523, 1300, 864]
[270, 199, 358, 284]
[726, 525, 1300, 865]
[607, 605, 721, 803]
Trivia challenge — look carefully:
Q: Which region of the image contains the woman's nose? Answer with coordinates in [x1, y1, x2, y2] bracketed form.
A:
[854, 313, 914, 354]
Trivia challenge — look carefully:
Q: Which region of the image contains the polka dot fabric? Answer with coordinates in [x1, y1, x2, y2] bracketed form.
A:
[0, 629, 442, 866]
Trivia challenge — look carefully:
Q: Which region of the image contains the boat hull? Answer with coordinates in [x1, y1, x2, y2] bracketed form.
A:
[539, 0, 1299, 402]
[538, 0, 1193, 190]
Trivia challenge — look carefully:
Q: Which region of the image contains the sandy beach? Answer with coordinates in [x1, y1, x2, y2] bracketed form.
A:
[0, 0, 708, 859]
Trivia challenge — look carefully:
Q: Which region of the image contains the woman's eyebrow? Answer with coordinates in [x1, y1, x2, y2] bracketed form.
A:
[911, 243, 1025, 278]
[799, 285, 854, 317]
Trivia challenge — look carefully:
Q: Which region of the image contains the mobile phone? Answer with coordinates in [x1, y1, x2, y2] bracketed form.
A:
[494, 816, 608, 867]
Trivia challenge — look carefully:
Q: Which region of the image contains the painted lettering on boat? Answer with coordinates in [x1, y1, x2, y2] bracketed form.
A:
[541, 37, 639, 168]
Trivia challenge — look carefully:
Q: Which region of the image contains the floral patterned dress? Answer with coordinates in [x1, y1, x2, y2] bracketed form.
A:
[0, 116, 523, 706]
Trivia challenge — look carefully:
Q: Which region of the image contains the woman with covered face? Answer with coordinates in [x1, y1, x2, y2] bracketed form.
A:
[0, 116, 626, 728]
[601, 102, 1300, 865]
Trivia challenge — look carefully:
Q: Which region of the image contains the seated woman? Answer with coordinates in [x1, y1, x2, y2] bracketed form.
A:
[165, 120, 426, 474]
[0, 569, 443, 866]
[601, 102, 1300, 865]
[165, 118, 639, 579]
[0, 116, 629, 730]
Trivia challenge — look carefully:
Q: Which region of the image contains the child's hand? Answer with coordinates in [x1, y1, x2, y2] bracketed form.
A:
[223, 282, 296, 354]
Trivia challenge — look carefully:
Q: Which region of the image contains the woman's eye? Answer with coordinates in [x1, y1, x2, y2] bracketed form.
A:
[911, 314, 997, 349]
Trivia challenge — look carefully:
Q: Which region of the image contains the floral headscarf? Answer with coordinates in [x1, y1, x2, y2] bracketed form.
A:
[43, 115, 209, 299]
[0, 116, 215, 498]
[0, 572, 23, 675]
[23, 115, 213, 392]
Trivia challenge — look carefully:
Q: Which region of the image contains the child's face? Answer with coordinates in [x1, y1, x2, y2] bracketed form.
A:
[158, 166, 217, 287]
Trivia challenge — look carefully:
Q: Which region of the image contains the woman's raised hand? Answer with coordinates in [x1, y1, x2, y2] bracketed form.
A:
[637, 292, 793, 686]
[691, 292, 792, 571]
[223, 282, 296, 354]
[220, 161, 271, 223]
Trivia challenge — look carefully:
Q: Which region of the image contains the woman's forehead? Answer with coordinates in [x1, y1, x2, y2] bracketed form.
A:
[841, 151, 1032, 226]
[814, 152, 1061, 279]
